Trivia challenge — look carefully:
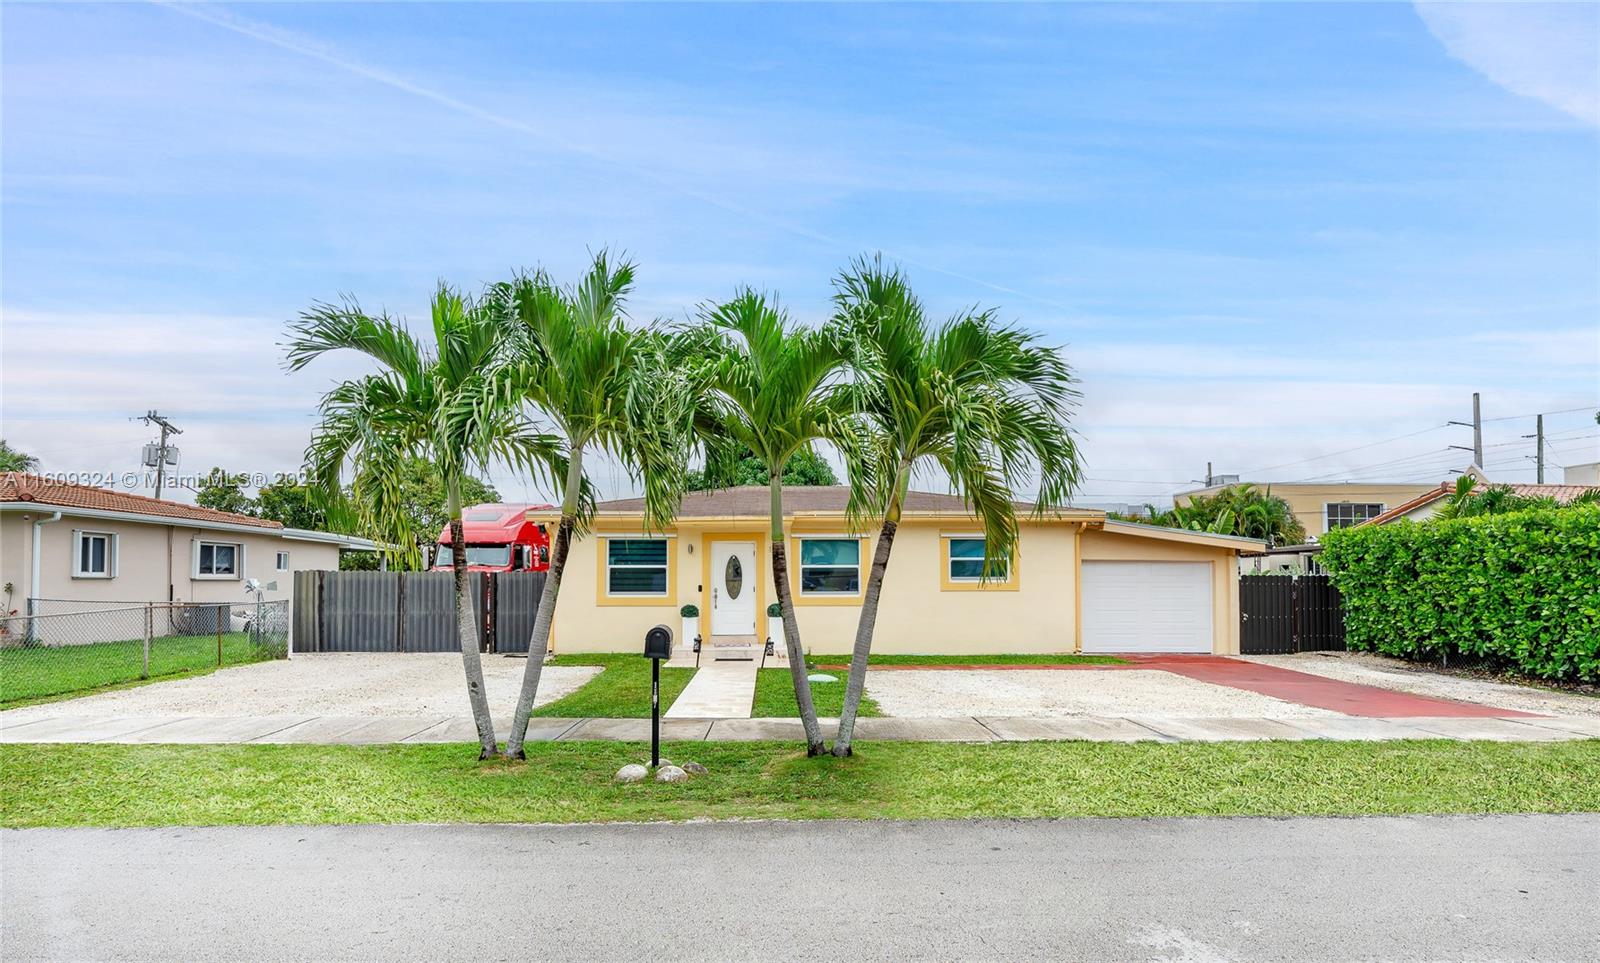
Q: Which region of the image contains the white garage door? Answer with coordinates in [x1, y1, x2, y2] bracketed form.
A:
[1081, 561, 1213, 653]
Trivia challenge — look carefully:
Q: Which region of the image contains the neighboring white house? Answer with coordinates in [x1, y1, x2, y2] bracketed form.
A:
[1565, 462, 1600, 486]
[0, 473, 376, 617]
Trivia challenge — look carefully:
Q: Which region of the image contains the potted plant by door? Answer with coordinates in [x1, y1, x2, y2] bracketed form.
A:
[680, 603, 701, 653]
[766, 601, 784, 652]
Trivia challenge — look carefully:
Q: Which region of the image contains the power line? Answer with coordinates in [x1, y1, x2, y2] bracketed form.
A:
[1481, 404, 1599, 423]
[1238, 423, 1450, 477]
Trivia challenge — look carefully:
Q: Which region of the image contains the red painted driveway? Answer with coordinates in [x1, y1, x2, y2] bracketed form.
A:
[1120, 655, 1540, 718]
[821, 655, 1540, 718]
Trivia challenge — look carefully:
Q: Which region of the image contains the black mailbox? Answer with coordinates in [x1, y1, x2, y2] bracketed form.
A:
[644, 624, 673, 660]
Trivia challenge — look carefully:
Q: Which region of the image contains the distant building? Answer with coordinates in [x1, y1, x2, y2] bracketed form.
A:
[1564, 461, 1600, 486]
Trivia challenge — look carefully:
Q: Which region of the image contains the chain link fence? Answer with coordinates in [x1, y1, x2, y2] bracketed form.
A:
[1, 600, 289, 706]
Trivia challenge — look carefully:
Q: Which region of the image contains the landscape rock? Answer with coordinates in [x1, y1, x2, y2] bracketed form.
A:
[683, 761, 709, 776]
[652, 758, 673, 768]
[614, 764, 648, 784]
[655, 765, 690, 783]
[808, 673, 837, 683]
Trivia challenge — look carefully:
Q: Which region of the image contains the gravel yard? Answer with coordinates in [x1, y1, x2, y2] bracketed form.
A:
[866, 669, 1340, 719]
[1244, 653, 1600, 719]
[0, 655, 600, 723]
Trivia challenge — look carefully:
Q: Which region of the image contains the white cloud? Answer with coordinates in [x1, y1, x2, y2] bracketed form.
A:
[1415, 2, 1600, 125]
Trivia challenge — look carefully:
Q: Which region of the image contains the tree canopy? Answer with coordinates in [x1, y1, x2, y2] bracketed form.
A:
[1118, 484, 1306, 545]
[0, 440, 40, 472]
[685, 445, 839, 490]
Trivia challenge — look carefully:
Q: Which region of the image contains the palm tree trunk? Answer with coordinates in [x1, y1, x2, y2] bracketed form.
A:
[770, 472, 825, 755]
[831, 514, 898, 757]
[503, 445, 584, 759]
[448, 480, 498, 759]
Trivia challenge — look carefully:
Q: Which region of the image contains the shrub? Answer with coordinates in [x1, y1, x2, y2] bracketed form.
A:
[767, 602, 782, 618]
[1319, 506, 1600, 681]
[679, 603, 699, 618]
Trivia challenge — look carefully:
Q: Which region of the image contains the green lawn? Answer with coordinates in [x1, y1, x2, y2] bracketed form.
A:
[3, 740, 1596, 828]
[753, 667, 882, 718]
[814, 653, 1126, 666]
[0, 633, 276, 707]
[532, 654, 697, 718]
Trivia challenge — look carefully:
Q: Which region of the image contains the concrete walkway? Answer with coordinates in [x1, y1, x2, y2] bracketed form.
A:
[3, 711, 1596, 745]
[663, 659, 758, 719]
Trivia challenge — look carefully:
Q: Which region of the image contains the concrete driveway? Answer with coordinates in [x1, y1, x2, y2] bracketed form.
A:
[0, 654, 599, 724]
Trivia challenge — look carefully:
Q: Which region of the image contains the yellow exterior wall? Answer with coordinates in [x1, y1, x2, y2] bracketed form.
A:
[551, 518, 1080, 655]
[1176, 483, 1438, 537]
[546, 513, 1249, 656]
[1079, 527, 1241, 654]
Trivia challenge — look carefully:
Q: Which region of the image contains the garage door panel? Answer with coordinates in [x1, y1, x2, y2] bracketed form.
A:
[1081, 561, 1212, 653]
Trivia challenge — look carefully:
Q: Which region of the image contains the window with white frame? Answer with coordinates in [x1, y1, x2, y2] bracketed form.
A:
[605, 539, 668, 595]
[947, 536, 1008, 582]
[798, 537, 860, 595]
[1325, 503, 1384, 529]
[195, 540, 242, 579]
[72, 531, 116, 578]
[276, 551, 290, 571]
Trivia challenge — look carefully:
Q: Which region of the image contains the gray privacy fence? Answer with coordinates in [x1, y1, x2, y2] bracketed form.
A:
[292, 570, 546, 654]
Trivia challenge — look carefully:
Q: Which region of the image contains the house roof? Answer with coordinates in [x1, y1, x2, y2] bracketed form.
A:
[575, 485, 1087, 519]
[1363, 481, 1600, 526]
[0, 472, 283, 530]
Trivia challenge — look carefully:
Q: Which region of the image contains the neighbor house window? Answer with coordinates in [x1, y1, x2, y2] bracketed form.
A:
[947, 536, 1009, 582]
[605, 539, 668, 596]
[72, 531, 116, 578]
[275, 551, 290, 571]
[798, 537, 861, 595]
[194, 540, 242, 579]
[1325, 503, 1384, 529]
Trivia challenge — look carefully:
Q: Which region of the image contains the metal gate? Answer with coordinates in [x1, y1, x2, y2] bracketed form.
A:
[1240, 573, 1345, 655]
[293, 570, 539, 654]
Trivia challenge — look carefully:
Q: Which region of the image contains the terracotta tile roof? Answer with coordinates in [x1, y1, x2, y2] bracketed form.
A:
[586, 485, 1086, 518]
[0, 473, 282, 529]
[1363, 480, 1599, 526]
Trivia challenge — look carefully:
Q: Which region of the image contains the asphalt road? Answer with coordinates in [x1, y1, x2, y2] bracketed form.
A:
[4, 815, 1597, 962]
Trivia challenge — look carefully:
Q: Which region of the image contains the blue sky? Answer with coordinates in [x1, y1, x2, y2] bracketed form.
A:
[3, 2, 1597, 507]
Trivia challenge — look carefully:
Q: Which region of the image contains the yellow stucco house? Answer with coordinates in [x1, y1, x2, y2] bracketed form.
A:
[533, 486, 1263, 657]
[1175, 481, 1442, 537]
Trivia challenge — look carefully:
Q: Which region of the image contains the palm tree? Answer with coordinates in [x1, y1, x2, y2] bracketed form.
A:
[830, 257, 1083, 757]
[495, 253, 692, 760]
[285, 285, 561, 759]
[0, 440, 40, 472]
[675, 290, 864, 756]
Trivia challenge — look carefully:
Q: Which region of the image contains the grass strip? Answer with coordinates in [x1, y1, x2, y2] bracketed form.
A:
[531, 654, 696, 719]
[815, 653, 1127, 667]
[1, 634, 275, 708]
[4, 740, 1595, 828]
[752, 667, 882, 718]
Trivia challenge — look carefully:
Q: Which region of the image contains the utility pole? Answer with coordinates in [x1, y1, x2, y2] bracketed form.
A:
[1447, 392, 1484, 470]
[136, 411, 182, 499]
[1523, 414, 1545, 483]
[1473, 392, 1482, 468]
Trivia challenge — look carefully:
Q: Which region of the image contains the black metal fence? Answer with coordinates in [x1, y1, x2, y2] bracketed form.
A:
[1240, 574, 1346, 655]
[292, 570, 545, 654]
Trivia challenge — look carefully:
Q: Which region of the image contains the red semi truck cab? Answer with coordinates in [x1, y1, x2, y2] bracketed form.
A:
[431, 503, 553, 573]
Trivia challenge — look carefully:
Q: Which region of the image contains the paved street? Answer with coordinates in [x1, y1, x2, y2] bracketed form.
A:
[5, 815, 1597, 961]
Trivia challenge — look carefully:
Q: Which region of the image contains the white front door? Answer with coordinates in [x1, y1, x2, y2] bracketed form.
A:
[1080, 561, 1214, 653]
[710, 540, 758, 635]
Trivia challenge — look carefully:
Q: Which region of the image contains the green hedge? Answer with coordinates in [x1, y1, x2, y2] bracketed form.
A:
[1319, 506, 1600, 682]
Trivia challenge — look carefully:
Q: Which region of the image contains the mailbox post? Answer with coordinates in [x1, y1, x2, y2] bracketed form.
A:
[643, 624, 673, 767]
